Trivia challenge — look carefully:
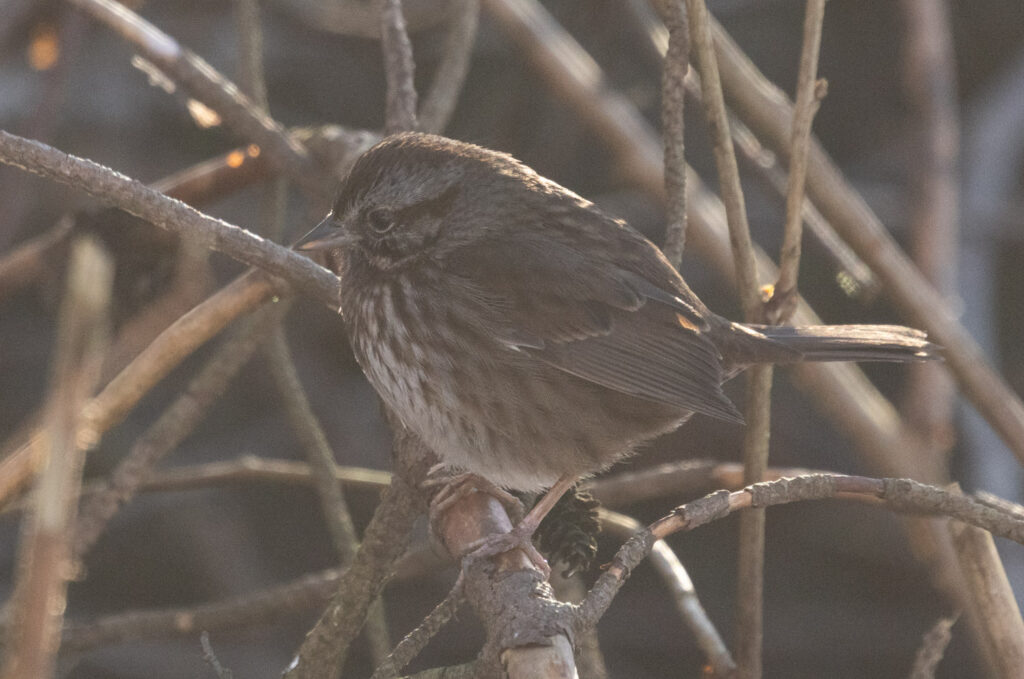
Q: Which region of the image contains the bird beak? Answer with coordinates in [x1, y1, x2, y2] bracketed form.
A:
[294, 214, 353, 251]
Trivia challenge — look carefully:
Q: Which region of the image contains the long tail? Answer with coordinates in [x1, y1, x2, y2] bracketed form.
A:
[735, 324, 940, 363]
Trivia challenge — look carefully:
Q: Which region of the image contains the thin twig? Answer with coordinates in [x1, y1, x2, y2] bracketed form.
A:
[626, 1, 878, 296]
[1, 238, 112, 679]
[265, 330, 358, 561]
[72, 302, 288, 560]
[419, 0, 480, 134]
[899, 0, 960, 455]
[67, 0, 326, 200]
[61, 567, 345, 653]
[53, 545, 440, 655]
[549, 574, 608, 679]
[599, 510, 736, 676]
[0, 130, 339, 305]
[263, 329, 396, 665]
[660, 0, 689, 267]
[684, 0, 758, 316]
[705, 15, 1024, 467]
[86, 273, 276, 436]
[283, 432, 431, 679]
[685, 1, 767, 674]
[766, 0, 827, 324]
[378, 0, 419, 133]
[75, 456, 391, 500]
[725, 113, 879, 299]
[578, 474, 1024, 630]
[734, 363, 770, 679]
[370, 575, 465, 679]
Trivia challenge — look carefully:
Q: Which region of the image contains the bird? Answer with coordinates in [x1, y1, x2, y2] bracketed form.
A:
[297, 132, 938, 570]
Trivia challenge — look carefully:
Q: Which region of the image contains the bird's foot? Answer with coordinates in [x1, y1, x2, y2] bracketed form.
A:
[462, 521, 551, 579]
[424, 470, 525, 525]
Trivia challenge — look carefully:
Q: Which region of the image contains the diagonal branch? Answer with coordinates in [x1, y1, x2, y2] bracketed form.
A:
[0, 130, 339, 305]
[67, 0, 326, 200]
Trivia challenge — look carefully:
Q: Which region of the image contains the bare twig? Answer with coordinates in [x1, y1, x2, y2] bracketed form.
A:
[1, 238, 112, 679]
[908, 614, 958, 679]
[899, 0, 960, 455]
[61, 567, 345, 653]
[725, 114, 879, 299]
[684, 1, 766, 674]
[87, 273, 276, 435]
[949, 516, 1024, 677]
[684, 0, 758, 315]
[660, 0, 689, 267]
[72, 302, 287, 560]
[419, 0, 480, 134]
[586, 459, 829, 507]
[67, 0, 327, 200]
[733, 362, 770, 679]
[706, 16, 1024, 467]
[263, 328, 395, 665]
[0, 130, 339, 304]
[370, 575, 465, 679]
[578, 475, 1024, 630]
[766, 0, 827, 324]
[283, 432, 431, 679]
[599, 509, 736, 676]
[627, 3, 879, 298]
[378, 0, 419, 133]
[549, 574, 608, 679]
[265, 330, 358, 560]
[74, 456, 391, 499]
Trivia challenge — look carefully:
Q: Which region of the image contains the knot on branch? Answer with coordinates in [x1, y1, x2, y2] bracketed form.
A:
[674, 489, 731, 529]
[466, 565, 575, 657]
[607, 530, 658, 580]
[747, 474, 836, 507]
[882, 477, 943, 514]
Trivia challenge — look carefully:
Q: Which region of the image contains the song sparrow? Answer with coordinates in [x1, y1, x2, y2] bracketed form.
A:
[299, 133, 937, 560]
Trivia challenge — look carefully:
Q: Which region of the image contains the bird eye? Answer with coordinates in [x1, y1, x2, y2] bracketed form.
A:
[367, 207, 396, 234]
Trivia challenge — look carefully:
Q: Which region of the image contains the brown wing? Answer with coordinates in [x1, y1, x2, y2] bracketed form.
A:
[444, 233, 743, 423]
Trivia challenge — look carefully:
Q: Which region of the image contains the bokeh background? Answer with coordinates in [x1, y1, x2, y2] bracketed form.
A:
[2, 0, 1023, 677]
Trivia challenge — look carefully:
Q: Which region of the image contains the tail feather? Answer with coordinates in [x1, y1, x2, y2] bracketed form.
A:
[739, 324, 940, 363]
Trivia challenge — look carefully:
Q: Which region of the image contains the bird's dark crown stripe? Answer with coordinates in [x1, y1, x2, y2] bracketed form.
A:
[394, 183, 460, 224]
